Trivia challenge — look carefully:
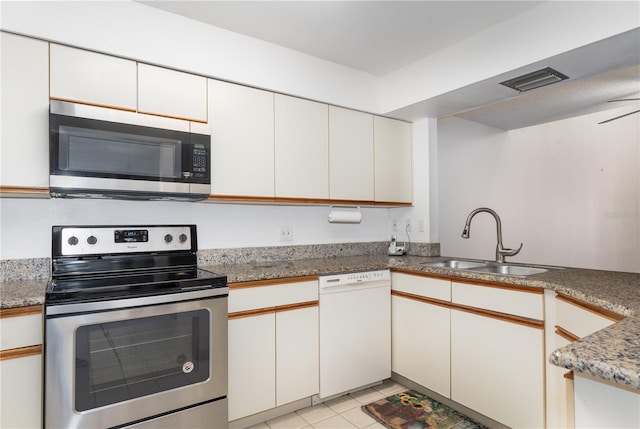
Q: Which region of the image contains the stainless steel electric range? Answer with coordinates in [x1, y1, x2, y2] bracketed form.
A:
[44, 225, 228, 429]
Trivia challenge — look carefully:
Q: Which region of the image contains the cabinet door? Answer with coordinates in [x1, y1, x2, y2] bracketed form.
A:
[209, 80, 274, 198]
[274, 94, 329, 199]
[374, 116, 412, 203]
[50, 43, 137, 110]
[0, 354, 42, 429]
[392, 295, 450, 397]
[451, 309, 545, 428]
[329, 106, 374, 201]
[138, 64, 207, 122]
[228, 313, 276, 421]
[276, 306, 319, 406]
[1, 33, 49, 190]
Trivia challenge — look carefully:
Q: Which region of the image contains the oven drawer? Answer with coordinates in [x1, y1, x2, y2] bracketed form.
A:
[124, 398, 228, 429]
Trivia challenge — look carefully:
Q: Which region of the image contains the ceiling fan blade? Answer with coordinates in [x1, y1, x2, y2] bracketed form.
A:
[607, 98, 640, 102]
[598, 108, 640, 124]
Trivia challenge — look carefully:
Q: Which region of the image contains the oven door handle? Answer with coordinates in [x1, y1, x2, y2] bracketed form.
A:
[46, 287, 228, 316]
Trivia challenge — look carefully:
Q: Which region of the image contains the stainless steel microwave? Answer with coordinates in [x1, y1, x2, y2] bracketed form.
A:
[49, 101, 211, 201]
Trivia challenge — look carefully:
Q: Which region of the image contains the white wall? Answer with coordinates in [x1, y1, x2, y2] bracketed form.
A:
[438, 106, 640, 273]
[0, 198, 391, 259]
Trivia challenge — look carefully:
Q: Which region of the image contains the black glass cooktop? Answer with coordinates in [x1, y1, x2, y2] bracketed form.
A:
[46, 267, 226, 305]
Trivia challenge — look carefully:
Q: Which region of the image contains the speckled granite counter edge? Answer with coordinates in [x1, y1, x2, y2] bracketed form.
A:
[4, 248, 640, 392]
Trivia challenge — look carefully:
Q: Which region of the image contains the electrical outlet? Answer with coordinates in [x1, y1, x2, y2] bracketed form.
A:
[418, 219, 426, 233]
[405, 219, 412, 233]
[279, 226, 293, 242]
[392, 219, 398, 232]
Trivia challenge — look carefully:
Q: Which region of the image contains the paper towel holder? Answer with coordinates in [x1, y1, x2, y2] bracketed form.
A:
[327, 205, 362, 224]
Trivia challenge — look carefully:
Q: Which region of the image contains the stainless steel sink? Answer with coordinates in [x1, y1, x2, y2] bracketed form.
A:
[420, 260, 489, 270]
[420, 258, 558, 277]
[471, 264, 550, 276]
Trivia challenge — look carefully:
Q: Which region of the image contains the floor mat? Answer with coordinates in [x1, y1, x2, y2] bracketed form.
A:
[362, 390, 486, 429]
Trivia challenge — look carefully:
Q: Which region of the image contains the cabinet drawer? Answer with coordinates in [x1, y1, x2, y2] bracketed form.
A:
[452, 281, 543, 320]
[556, 296, 618, 338]
[391, 272, 450, 301]
[0, 310, 42, 350]
[229, 279, 318, 313]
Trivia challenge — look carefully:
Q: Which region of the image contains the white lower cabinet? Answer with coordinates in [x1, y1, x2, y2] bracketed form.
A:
[228, 313, 276, 420]
[545, 292, 623, 429]
[228, 279, 319, 421]
[276, 307, 319, 406]
[0, 307, 43, 429]
[450, 281, 545, 429]
[451, 308, 545, 428]
[391, 272, 547, 428]
[391, 272, 450, 397]
[0, 353, 42, 429]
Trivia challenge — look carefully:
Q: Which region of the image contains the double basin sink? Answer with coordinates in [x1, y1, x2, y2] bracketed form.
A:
[421, 258, 559, 277]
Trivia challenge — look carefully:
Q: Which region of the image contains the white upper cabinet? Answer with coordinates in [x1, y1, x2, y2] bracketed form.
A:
[50, 44, 137, 111]
[374, 116, 412, 203]
[275, 94, 329, 200]
[50, 45, 207, 121]
[1, 32, 50, 192]
[138, 64, 207, 122]
[209, 80, 274, 198]
[329, 106, 374, 201]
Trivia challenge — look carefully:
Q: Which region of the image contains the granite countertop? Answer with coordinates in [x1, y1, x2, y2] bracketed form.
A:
[3, 254, 640, 390]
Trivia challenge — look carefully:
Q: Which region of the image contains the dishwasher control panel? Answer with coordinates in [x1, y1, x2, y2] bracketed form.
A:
[319, 269, 390, 289]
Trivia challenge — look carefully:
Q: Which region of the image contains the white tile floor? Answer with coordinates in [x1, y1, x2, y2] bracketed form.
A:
[246, 379, 407, 429]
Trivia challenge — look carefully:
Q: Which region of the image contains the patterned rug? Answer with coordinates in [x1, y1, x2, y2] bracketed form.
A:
[362, 390, 486, 429]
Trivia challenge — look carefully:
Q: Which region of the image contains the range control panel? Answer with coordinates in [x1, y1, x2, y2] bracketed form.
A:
[55, 225, 195, 256]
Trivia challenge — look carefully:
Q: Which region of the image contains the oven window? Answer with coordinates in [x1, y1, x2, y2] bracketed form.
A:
[75, 309, 210, 412]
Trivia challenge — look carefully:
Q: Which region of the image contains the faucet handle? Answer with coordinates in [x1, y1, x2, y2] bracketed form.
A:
[499, 242, 523, 257]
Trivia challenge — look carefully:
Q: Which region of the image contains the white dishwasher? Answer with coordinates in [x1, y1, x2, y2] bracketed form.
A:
[318, 269, 391, 399]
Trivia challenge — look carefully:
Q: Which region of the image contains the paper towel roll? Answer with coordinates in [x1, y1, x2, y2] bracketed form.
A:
[327, 210, 362, 224]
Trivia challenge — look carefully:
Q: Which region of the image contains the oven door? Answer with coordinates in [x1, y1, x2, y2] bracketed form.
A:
[45, 293, 227, 429]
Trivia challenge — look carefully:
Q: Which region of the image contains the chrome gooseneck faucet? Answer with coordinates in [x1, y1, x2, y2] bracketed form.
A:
[461, 207, 523, 263]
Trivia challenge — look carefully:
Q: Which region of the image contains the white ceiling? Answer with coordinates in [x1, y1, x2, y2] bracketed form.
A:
[140, 1, 544, 76]
[140, 1, 639, 129]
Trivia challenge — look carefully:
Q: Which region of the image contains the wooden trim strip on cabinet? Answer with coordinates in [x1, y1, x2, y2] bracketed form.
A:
[0, 345, 42, 361]
[206, 195, 410, 206]
[373, 201, 413, 207]
[49, 96, 137, 113]
[228, 300, 319, 320]
[229, 276, 319, 290]
[564, 371, 574, 380]
[452, 277, 545, 295]
[137, 109, 207, 124]
[275, 300, 319, 313]
[451, 302, 544, 330]
[208, 195, 277, 203]
[0, 186, 50, 196]
[0, 305, 42, 319]
[555, 325, 580, 342]
[556, 293, 625, 322]
[391, 290, 451, 310]
[390, 268, 455, 282]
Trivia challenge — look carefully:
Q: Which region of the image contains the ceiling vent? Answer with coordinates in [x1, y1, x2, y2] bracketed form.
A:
[500, 67, 569, 92]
